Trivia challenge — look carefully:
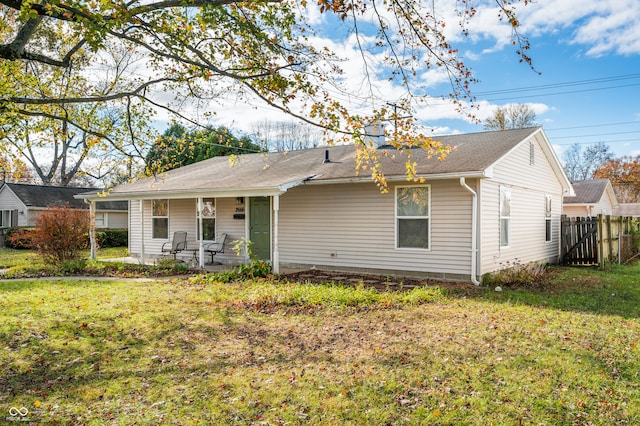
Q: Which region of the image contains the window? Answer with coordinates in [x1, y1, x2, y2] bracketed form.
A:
[396, 185, 430, 249]
[545, 195, 552, 242]
[0, 210, 15, 227]
[95, 212, 105, 228]
[500, 186, 511, 247]
[197, 198, 216, 241]
[152, 199, 169, 239]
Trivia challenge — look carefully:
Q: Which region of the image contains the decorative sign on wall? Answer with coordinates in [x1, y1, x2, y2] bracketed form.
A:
[234, 197, 245, 219]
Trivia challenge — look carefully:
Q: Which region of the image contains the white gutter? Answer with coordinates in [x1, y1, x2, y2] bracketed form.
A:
[303, 170, 490, 186]
[460, 177, 480, 285]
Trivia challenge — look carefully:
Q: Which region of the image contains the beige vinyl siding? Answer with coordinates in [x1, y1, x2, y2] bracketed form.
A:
[562, 204, 590, 217]
[211, 197, 247, 264]
[129, 200, 142, 256]
[0, 187, 28, 227]
[278, 180, 472, 279]
[480, 134, 563, 275]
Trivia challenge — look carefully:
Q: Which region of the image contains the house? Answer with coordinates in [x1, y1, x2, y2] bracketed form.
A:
[78, 127, 573, 283]
[613, 203, 640, 218]
[0, 183, 128, 229]
[562, 179, 619, 217]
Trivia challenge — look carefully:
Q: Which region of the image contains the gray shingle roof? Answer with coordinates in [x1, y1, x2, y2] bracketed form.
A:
[105, 127, 543, 198]
[3, 183, 127, 211]
[563, 179, 610, 205]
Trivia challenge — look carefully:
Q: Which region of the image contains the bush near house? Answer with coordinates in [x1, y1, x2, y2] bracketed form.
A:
[96, 228, 128, 248]
[31, 204, 89, 263]
[4, 227, 35, 249]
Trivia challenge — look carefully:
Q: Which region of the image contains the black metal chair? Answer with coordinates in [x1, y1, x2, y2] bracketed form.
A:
[161, 231, 188, 259]
[203, 233, 227, 264]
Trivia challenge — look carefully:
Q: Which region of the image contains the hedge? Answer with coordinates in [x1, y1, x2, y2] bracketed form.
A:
[3, 227, 128, 249]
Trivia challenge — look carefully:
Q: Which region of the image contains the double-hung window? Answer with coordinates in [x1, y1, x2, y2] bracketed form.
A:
[197, 198, 216, 241]
[95, 212, 105, 228]
[152, 199, 169, 239]
[500, 186, 511, 247]
[0, 210, 13, 227]
[396, 185, 430, 249]
[545, 195, 552, 242]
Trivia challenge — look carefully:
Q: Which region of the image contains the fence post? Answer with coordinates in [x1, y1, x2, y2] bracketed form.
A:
[598, 214, 604, 270]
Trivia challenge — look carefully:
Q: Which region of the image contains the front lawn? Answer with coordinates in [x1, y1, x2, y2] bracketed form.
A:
[0, 264, 638, 424]
[0, 247, 191, 278]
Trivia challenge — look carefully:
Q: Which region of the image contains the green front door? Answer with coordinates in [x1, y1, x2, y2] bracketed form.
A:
[249, 197, 271, 260]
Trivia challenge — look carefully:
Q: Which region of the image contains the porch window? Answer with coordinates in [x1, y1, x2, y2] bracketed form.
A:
[396, 185, 430, 249]
[500, 186, 511, 247]
[197, 198, 216, 241]
[545, 195, 552, 242]
[152, 199, 169, 239]
[95, 212, 105, 228]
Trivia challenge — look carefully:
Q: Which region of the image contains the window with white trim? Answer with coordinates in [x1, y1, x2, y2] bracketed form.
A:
[0, 210, 14, 227]
[545, 195, 552, 242]
[396, 185, 430, 249]
[197, 198, 216, 241]
[500, 186, 511, 247]
[95, 212, 105, 228]
[152, 199, 169, 239]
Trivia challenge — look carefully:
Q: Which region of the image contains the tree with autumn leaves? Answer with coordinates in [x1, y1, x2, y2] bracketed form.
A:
[0, 0, 536, 188]
[594, 156, 640, 203]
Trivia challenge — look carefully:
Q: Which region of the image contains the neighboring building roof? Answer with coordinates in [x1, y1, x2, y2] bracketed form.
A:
[613, 203, 640, 217]
[1, 183, 127, 211]
[563, 179, 619, 207]
[78, 127, 570, 200]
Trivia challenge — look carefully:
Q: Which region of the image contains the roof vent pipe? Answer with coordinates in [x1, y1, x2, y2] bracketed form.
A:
[323, 149, 331, 163]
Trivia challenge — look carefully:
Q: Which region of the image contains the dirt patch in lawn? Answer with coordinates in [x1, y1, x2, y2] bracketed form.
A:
[279, 269, 476, 292]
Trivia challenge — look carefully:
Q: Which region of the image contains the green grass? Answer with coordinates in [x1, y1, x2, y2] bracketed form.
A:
[0, 247, 189, 278]
[0, 263, 638, 424]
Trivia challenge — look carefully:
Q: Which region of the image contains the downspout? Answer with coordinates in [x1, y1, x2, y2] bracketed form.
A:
[460, 177, 480, 285]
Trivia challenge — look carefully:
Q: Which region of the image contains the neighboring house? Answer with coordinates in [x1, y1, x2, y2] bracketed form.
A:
[613, 203, 640, 218]
[78, 127, 573, 283]
[562, 179, 619, 218]
[0, 183, 128, 229]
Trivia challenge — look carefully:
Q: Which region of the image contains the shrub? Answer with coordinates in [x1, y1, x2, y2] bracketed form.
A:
[58, 259, 88, 274]
[32, 204, 90, 263]
[96, 228, 128, 248]
[4, 227, 35, 249]
[482, 259, 547, 287]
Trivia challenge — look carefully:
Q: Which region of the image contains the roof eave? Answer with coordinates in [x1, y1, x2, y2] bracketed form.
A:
[75, 180, 311, 201]
[305, 170, 490, 186]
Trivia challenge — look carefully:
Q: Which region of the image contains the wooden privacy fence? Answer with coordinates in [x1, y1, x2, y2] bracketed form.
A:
[561, 215, 639, 267]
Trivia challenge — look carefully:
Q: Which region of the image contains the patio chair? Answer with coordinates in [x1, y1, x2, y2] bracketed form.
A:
[161, 231, 188, 259]
[203, 233, 227, 264]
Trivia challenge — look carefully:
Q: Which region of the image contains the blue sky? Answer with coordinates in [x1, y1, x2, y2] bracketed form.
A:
[448, 6, 640, 160]
[195, 1, 640, 160]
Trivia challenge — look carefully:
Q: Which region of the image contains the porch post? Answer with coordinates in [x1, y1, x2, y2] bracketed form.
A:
[273, 195, 280, 274]
[140, 200, 146, 264]
[89, 200, 97, 260]
[197, 197, 204, 268]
